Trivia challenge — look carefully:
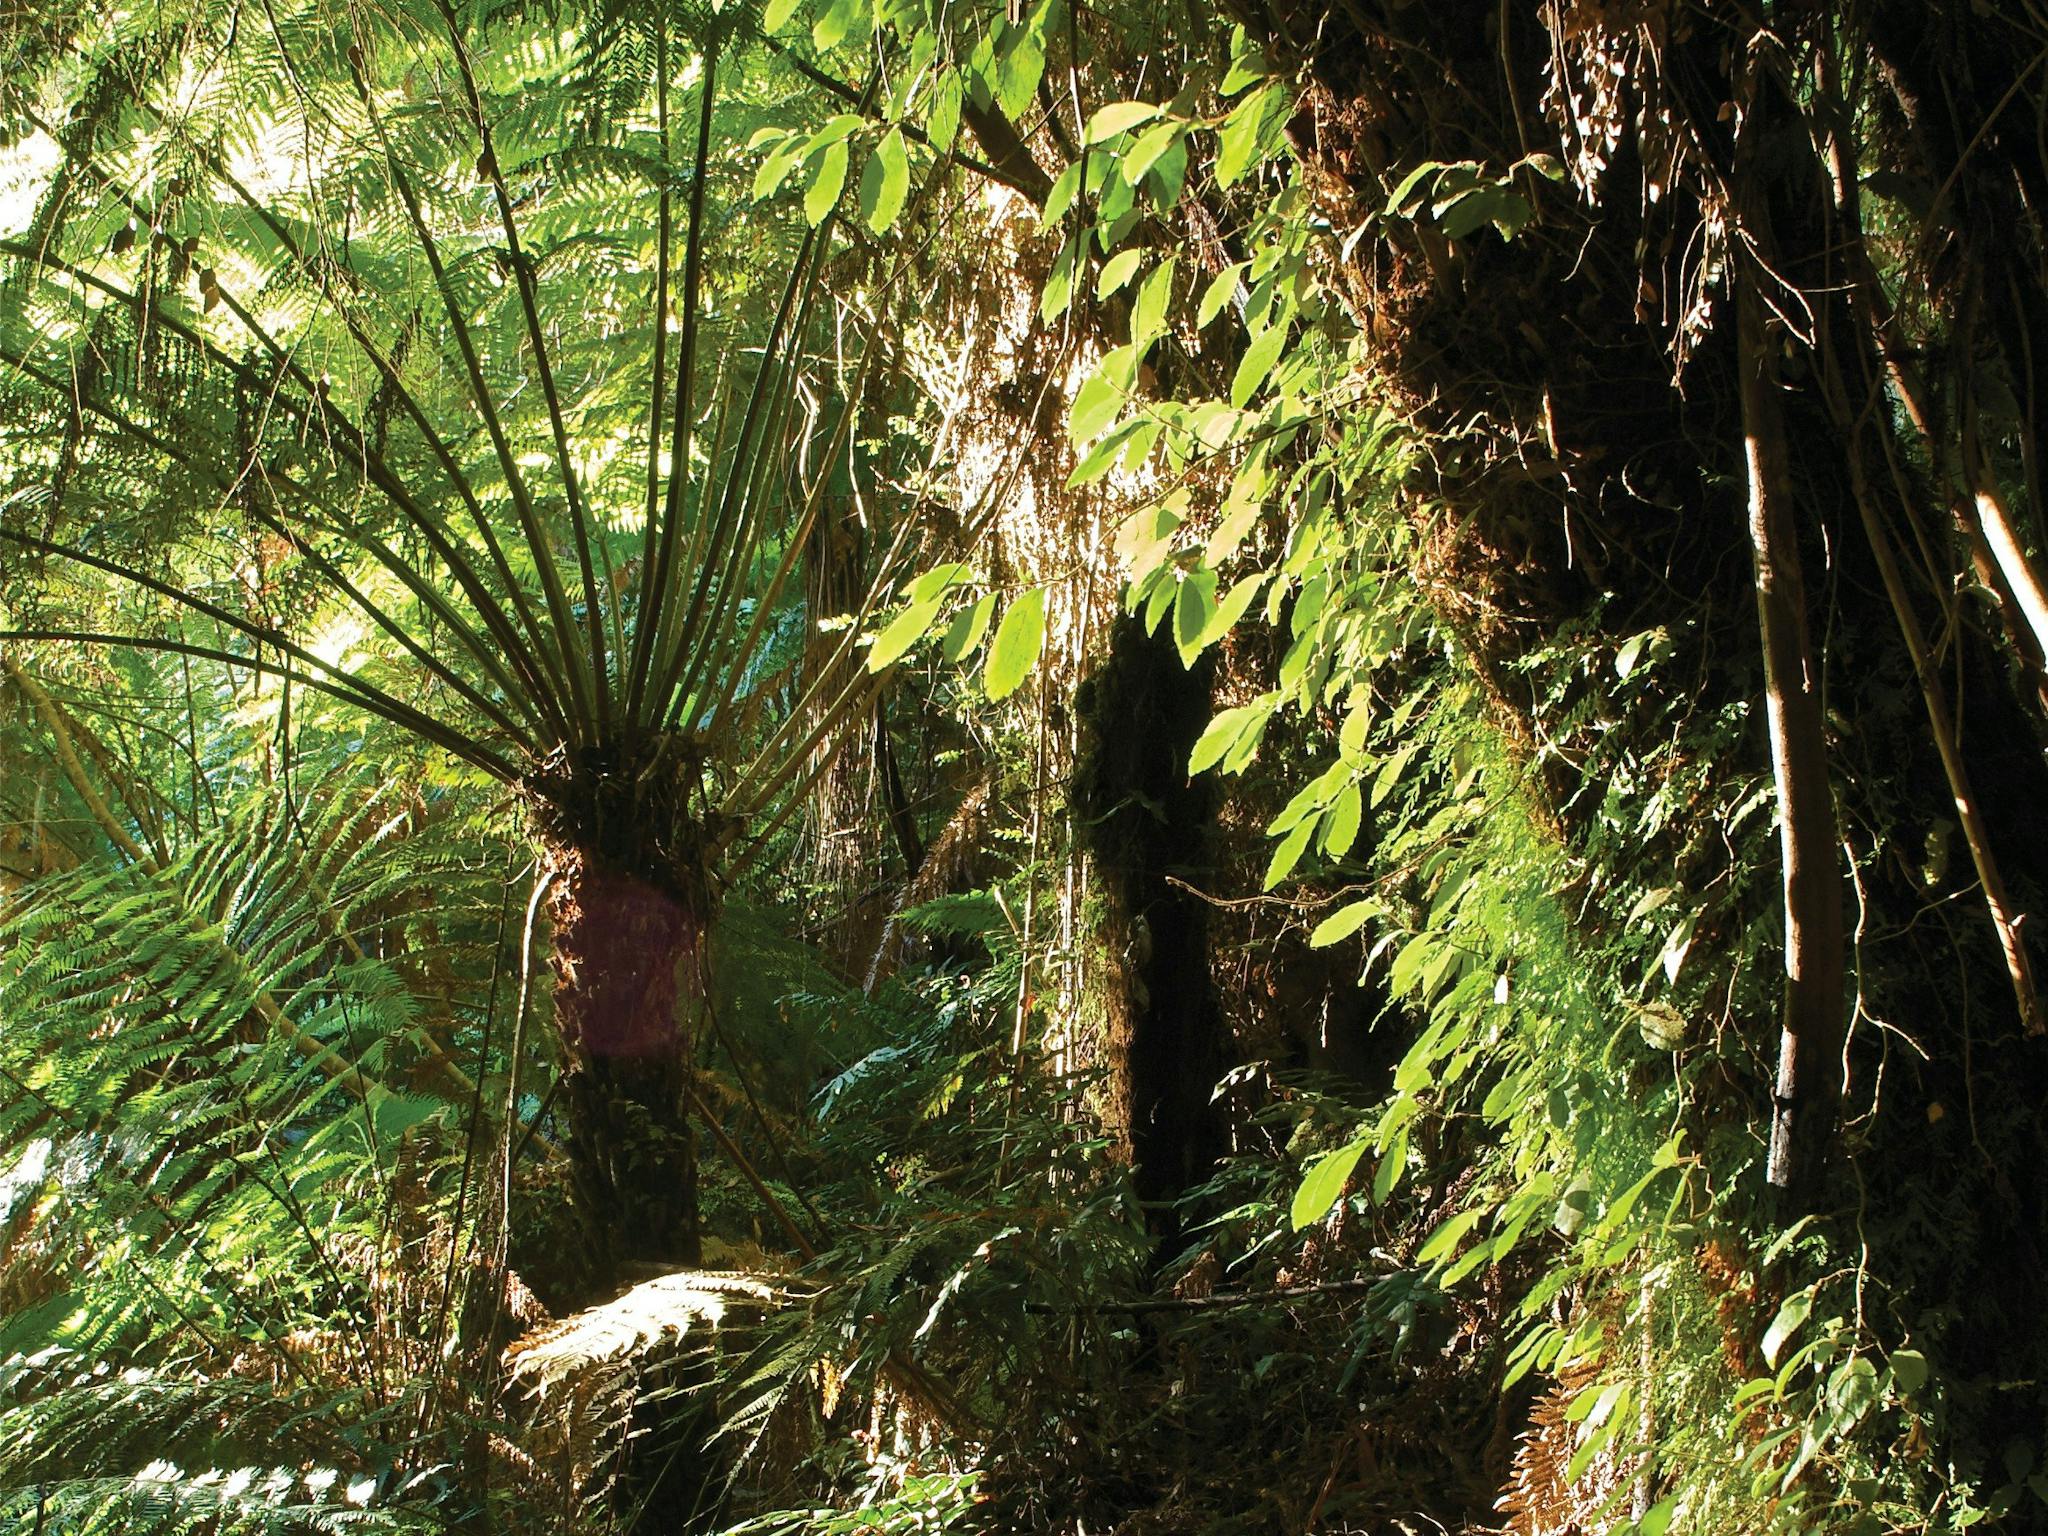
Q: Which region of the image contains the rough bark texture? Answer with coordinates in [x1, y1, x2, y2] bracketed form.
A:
[547, 842, 704, 1287]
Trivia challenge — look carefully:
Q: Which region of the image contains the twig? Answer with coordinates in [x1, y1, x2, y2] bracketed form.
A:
[1023, 1274, 1389, 1315]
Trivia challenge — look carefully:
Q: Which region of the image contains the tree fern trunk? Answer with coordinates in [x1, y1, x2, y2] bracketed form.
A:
[545, 842, 704, 1287]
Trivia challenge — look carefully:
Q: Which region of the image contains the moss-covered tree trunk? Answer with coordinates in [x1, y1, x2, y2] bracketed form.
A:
[1074, 615, 1230, 1239]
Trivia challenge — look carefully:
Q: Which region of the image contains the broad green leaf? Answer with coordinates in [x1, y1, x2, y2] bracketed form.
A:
[1437, 182, 1531, 241]
[1762, 1289, 1812, 1367]
[1370, 740, 1417, 808]
[1389, 932, 1436, 997]
[1189, 698, 1271, 775]
[1219, 45, 1272, 95]
[909, 561, 974, 603]
[984, 587, 1047, 700]
[1263, 818, 1313, 889]
[994, 31, 1044, 120]
[860, 127, 911, 233]
[1085, 101, 1161, 144]
[1205, 463, 1266, 565]
[804, 141, 849, 225]
[1290, 1137, 1368, 1230]
[1416, 1206, 1487, 1266]
[1372, 1124, 1407, 1202]
[1173, 569, 1218, 664]
[1132, 258, 1175, 344]
[1145, 133, 1190, 211]
[1659, 909, 1699, 986]
[868, 597, 945, 670]
[940, 593, 997, 661]
[1040, 161, 1081, 228]
[812, 0, 864, 50]
[1385, 159, 1445, 214]
[1069, 370, 1122, 446]
[1198, 262, 1247, 328]
[1040, 235, 1081, 322]
[1097, 248, 1144, 297]
[1308, 899, 1373, 948]
[808, 114, 868, 148]
[1321, 782, 1362, 856]
[1069, 418, 1142, 487]
[1890, 1348, 1929, 1395]
[928, 70, 963, 151]
[753, 143, 806, 201]
[762, 0, 801, 29]
[1122, 119, 1185, 184]
[1215, 82, 1288, 187]
[1197, 573, 1267, 654]
[1230, 322, 1289, 406]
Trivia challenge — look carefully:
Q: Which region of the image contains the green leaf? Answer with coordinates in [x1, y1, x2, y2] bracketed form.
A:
[1215, 82, 1288, 188]
[1230, 322, 1289, 407]
[909, 561, 973, 603]
[1264, 818, 1313, 889]
[812, 0, 864, 50]
[1040, 161, 1081, 228]
[1436, 182, 1532, 241]
[1097, 248, 1144, 298]
[1198, 263, 1247, 328]
[1890, 1348, 1929, 1395]
[1320, 782, 1362, 856]
[860, 127, 911, 233]
[804, 141, 849, 225]
[1372, 1125, 1407, 1202]
[753, 143, 806, 202]
[1132, 258, 1175, 344]
[940, 593, 997, 662]
[994, 31, 1044, 121]
[1198, 573, 1267, 652]
[1416, 1206, 1487, 1266]
[1085, 101, 1162, 144]
[1290, 1137, 1368, 1230]
[762, 0, 801, 30]
[928, 70, 964, 151]
[1122, 119, 1185, 184]
[1190, 699, 1265, 775]
[1069, 418, 1144, 488]
[1762, 1289, 1813, 1368]
[1069, 371, 1122, 446]
[1308, 899, 1373, 948]
[868, 597, 945, 670]
[1173, 569, 1218, 665]
[1039, 236, 1081, 323]
[1219, 46, 1272, 96]
[984, 587, 1047, 700]
[1640, 1496, 1679, 1536]
[1385, 160, 1445, 215]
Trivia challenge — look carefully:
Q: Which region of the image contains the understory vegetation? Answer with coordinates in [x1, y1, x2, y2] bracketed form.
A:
[3, 0, 2047, 1532]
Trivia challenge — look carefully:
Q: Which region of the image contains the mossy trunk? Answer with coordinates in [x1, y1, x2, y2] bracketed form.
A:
[1073, 615, 1230, 1240]
[546, 842, 704, 1289]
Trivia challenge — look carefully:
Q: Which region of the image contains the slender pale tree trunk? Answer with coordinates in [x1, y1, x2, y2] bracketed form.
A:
[1736, 268, 1846, 1203]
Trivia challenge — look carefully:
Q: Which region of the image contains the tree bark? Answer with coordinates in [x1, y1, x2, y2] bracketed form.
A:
[1737, 272, 1846, 1203]
[545, 842, 704, 1289]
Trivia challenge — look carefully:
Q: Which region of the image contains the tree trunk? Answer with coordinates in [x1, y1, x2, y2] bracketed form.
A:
[545, 841, 704, 1290]
[1736, 269, 1845, 1205]
[1072, 615, 1230, 1240]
